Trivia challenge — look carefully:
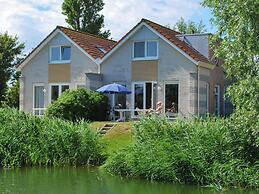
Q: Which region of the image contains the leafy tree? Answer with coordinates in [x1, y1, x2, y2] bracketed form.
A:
[203, 0, 259, 113]
[3, 72, 20, 108]
[203, 0, 259, 162]
[173, 17, 207, 34]
[0, 32, 24, 106]
[62, 0, 110, 38]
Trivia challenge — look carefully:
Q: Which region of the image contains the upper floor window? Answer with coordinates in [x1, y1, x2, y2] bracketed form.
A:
[50, 46, 71, 63]
[133, 40, 158, 59]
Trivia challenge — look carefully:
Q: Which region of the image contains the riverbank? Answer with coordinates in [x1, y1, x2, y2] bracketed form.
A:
[104, 116, 259, 190]
[0, 108, 105, 168]
[0, 108, 258, 191]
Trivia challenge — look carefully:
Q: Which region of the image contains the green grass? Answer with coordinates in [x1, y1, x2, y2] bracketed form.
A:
[90, 122, 134, 155]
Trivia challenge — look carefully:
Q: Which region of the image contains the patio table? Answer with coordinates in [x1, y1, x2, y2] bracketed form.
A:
[114, 109, 148, 122]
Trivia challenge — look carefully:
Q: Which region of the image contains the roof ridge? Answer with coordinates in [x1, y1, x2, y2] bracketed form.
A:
[141, 18, 182, 35]
[57, 26, 117, 43]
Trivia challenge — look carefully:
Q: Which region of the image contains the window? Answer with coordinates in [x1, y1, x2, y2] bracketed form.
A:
[132, 82, 157, 116]
[214, 85, 220, 115]
[134, 42, 145, 58]
[96, 45, 107, 54]
[205, 83, 209, 113]
[33, 84, 45, 116]
[50, 84, 70, 103]
[61, 46, 71, 60]
[133, 41, 158, 59]
[50, 46, 71, 63]
[147, 41, 157, 57]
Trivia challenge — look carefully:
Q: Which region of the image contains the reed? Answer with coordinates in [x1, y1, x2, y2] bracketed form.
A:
[104, 116, 258, 189]
[0, 108, 105, 168]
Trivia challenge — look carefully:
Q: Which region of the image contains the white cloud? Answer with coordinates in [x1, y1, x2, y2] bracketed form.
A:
[0, 0, 66, 52]
[102, 0, 203, 40]
[0, 0, 207, 53]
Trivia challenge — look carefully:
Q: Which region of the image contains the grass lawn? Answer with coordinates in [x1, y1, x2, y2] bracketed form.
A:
[90, 122, 134, 155]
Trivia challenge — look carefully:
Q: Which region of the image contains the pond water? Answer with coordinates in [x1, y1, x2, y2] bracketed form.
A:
[0, 167, 258, 194]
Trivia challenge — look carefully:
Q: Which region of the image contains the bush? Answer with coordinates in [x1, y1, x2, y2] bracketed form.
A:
[0, 108, 105, 168]
[46, 88, 109, 121]
[104, 116, 259, 189]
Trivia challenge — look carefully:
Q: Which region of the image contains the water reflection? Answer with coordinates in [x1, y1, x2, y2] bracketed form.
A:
[0, 167, 257, 194]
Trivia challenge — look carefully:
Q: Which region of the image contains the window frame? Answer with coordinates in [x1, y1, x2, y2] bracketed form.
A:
[205, 83, 210, 113]
[214, 84, 220, 115]
[33, 83, 45, 116]
[49, 83, 70, 103]
[133, 40, 158, 60]
[50, 45, 71, 64]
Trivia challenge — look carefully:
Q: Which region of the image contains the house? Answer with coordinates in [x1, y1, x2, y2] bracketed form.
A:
[17, 18, 232, 118]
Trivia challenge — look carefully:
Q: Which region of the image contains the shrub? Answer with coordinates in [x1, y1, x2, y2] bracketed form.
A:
[45, 88, 109, 121]
[0, 108, 105, 168]
[104, 116, 259, 189]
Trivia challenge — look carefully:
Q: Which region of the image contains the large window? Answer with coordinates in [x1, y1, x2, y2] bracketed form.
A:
[50, 84, 69, 103]
[132, 82, 157, 116]
[50, 46, 71, 63]
[133, 41, 158, 59]
[33, 84, 45, 116]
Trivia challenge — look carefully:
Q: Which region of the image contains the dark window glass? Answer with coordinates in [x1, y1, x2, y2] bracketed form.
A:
[61, 85, 69, 93]
[147, 41, 157, 57]
[134, 42, 145, 58]
[61, 46, 71, 61]
[51, 47, 60, 61]
[51, 85, 59, 102]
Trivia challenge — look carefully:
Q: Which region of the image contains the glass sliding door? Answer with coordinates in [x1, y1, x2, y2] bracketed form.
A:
[165, 83, 179, 114]
[134, 83, 144, 110]
[145, 83, 152, 109]
[152, 83, 157, 109]
[33, 84, 45, 116]
[132, 82, 157, 117]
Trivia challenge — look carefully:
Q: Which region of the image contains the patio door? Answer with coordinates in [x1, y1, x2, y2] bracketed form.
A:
[164, 82, 179, 114]
[33, 84, 45, 116]
[132, 82, 157, 116]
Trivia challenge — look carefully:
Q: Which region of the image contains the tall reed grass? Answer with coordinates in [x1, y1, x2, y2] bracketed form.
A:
[0, 108, 105, 168]
[104, 116, 258, 189]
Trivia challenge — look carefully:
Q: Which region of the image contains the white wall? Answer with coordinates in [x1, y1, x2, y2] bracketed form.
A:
[20, 32, 98, 113]
[101, 25, 198, 117]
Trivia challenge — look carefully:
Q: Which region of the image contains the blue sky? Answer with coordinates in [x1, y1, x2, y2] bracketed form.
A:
[0, 0, 215, 54]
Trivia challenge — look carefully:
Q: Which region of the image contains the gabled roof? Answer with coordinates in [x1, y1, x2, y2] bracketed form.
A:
[143, 19, 210, 63]
[17, 26, 116, 70]
[102, 18, 210, 64]
[58, 26, 116, 59]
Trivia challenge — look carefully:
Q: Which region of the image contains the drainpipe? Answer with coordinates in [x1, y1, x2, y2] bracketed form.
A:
[96, 58, 101, 74]
[197, 66, 200, 117]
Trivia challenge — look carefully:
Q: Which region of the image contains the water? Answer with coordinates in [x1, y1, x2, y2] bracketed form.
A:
[0, 167, 258, 194]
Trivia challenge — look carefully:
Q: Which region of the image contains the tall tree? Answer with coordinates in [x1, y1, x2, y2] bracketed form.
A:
[62, 0, 110, 38]
[0, 32, 24, 106]
[203, 0, 259, 162]
[173, 17, 207, 34]
[3, 72, 20, 108]
[203, 0, 259, 113]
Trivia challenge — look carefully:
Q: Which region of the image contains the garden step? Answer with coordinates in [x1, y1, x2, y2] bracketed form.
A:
[98, 123, 116, 135]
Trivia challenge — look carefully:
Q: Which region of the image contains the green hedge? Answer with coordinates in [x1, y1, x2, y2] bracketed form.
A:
[104, 115, 259, 189]
[46, 88, 109, 122]
[0, 108, 105, 168]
